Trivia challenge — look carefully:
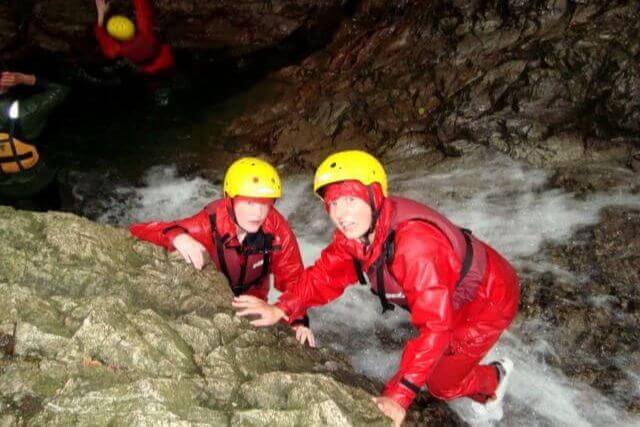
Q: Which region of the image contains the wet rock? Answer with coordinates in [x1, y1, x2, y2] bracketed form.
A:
[0, 4, 18, 52]
[0, 206, 460, 424]
[216, 1, 640, 170]
[518, 207, 640, 413]
[3, 1, 638, 173]
[3, 1, 640, 174]
[549, 158, 640, 196]
[630, 150, 640, 173]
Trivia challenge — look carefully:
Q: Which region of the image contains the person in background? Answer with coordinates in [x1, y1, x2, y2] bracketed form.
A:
[130, 157, 316, 347]
[94, 0, 174, 76]
[0, 71, 69, 210]
[232, 150, 520, 426]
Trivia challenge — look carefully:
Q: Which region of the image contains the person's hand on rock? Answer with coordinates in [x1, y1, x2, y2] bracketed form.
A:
[232, 295, 287, 327]
[373, 396, 406, 427]
[292, 325, 316, 347]
[172, 233, 209, 270]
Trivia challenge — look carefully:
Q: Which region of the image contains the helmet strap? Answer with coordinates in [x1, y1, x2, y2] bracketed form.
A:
[227, 196, 238, 225]
[362, 185, 379, 248]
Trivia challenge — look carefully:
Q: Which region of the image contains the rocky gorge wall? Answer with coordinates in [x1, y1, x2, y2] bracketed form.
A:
[1, 1, 638, 172]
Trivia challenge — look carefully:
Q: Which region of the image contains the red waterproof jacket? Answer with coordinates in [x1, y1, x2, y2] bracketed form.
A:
[129, 198, 304, 303]
[94, 0, 175, 75]
[276, 193, 520, 408]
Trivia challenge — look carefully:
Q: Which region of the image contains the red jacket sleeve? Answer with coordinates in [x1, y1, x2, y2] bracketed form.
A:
[382, 222, 457, 409]
[133, 0, 155, 36]
[94, 24, 121, 59]
[275, 235, 358, 323]
[129, 208, 212, 251]
[270, 219, 304, 294]
[140, 44, 175, 75]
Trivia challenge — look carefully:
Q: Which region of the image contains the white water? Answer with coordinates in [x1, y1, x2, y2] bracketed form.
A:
[87, 152, 640, 426]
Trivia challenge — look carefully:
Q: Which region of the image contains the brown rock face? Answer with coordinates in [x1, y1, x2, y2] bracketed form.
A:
[223, 1, 640, 169]
[1, 1, 638, 171]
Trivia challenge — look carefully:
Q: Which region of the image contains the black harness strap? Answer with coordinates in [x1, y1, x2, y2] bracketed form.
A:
[400, 378, 422, 394]
[357, 220, 475, 313]
[400, 377, 420, 394]
[236, 253, 248, 293]
[209, 213, 274, 296]
[0, 151, 33, 163]
[291, 314, 310, 327]
[209, 213, 232, 285]
[8, 140, 23, 171]
[352, 231, 396, 313]
[0, 134, 25, 172]
[454, 229, 474, 289]
[375, 230, 396, 313]
[354, 259, 368, 285]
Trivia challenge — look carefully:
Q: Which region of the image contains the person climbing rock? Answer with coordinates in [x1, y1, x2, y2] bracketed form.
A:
[0, 71, 69, 210]
[232, 150, 520, 426]
[130, 157, 316, 347]
[94, 0, 174, 76]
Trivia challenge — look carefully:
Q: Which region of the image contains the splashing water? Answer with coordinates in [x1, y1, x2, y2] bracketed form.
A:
[87, 152, 640, 426]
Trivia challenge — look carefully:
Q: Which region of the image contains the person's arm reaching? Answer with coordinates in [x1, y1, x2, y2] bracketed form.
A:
[130, 207, 213, 269]
[129, 208, 212, 250]
[275, 237, 358, 323]
[233, 235, 358, 327]
[94, 0, 121, 59]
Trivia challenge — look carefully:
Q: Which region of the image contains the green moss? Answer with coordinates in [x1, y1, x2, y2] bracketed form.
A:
[0, 208, 398, 425]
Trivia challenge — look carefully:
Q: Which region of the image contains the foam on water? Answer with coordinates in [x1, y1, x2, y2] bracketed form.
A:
[91, 165, 220, 225]
[88, 153, 640, 426]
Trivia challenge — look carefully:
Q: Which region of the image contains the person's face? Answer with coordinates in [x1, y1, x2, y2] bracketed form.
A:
[328, 196, 373, 240]
[234, 199, 271, 233]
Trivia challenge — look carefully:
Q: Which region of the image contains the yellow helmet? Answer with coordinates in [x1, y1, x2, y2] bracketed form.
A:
[106, 16, 135, 41]
[314, 150, 388, 197]
[223, 157, 282, 199]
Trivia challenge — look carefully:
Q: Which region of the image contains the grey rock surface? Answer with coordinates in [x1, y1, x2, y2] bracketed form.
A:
[0, 207, 407, 426]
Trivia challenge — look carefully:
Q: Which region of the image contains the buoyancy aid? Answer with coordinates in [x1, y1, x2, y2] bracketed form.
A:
[162, 200, 279, 296]
[0, 132, 39, 174]
[354, 196, 487, 312]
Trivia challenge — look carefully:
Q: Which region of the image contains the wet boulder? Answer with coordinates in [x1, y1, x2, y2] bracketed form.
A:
[0, 206, 460, 425]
